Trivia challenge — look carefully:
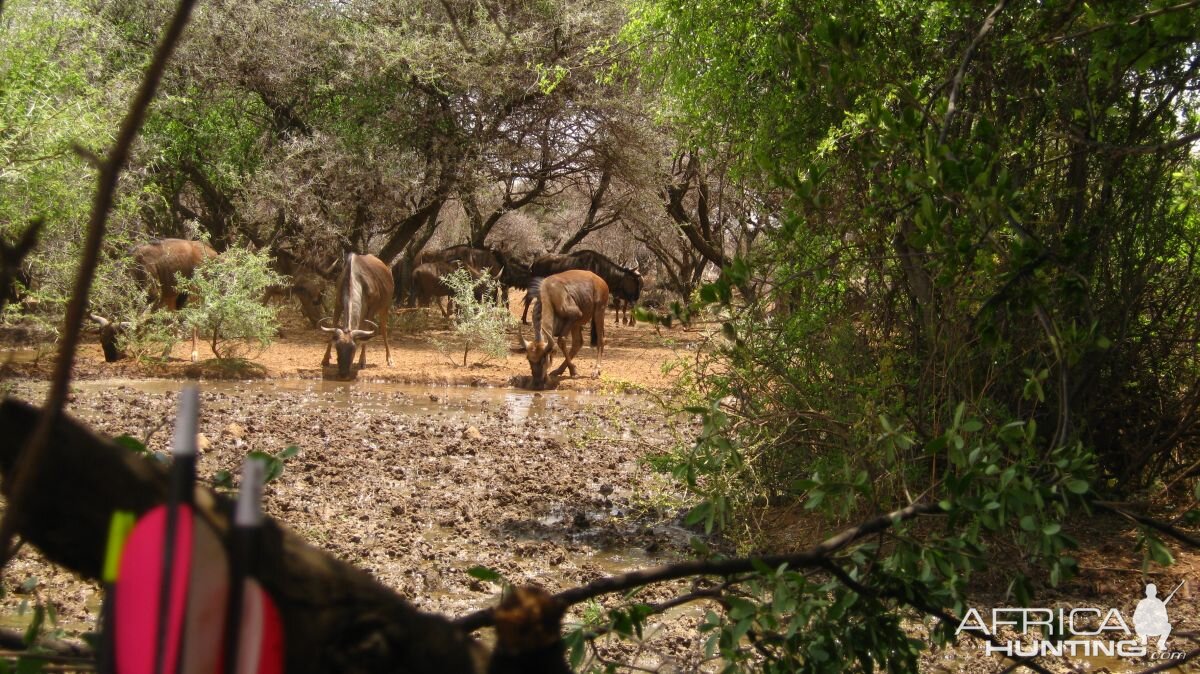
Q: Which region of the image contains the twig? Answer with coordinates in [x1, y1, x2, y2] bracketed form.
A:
[1046, 0, 1200, 44]
[454, 501, 940, 630]
[578, 583, 729, 642]
[0, 0, 200, 569]
[1063, 129, 1200, 157]
[1094, 502, 1200, 548]
[939, 0, 1009, 147]
[0, 627, 93, 658]
[819, 560, 1055, 674]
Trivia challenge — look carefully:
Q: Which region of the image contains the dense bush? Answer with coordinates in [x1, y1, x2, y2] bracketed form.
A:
[627, 0, 1200, 668]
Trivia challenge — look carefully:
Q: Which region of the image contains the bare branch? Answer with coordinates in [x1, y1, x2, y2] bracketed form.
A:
[0, 0, 201, 569]
[939, 0, 1008, 147]
[454, 501, 941, 631]
[1094, 502, 1200, 548]
[1047, 0, 1200, 44]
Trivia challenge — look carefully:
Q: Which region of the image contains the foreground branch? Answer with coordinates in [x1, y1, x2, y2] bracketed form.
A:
[0, 0, 197, 569]
[455, 501, 942, 631]
[0, 399, 487, 674]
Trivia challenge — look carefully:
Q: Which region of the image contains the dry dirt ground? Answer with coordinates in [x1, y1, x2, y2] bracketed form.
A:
[2, 296, 706, 390]
[2, 304, 1200, 672]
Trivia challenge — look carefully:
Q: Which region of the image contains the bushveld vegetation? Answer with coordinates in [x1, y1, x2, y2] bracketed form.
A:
[1, 0, 1199, 671]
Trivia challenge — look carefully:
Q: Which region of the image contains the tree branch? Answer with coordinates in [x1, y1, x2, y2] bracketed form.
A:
[0, 399, 487, 673]
[0, 0, 200, 570]
[1094, 502, 1200, 548]
[939, 0, 1008, 147]
[454, 501, 941, 631]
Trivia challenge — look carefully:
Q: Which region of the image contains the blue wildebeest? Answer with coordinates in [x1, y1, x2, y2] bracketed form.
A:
[320, 252, 393, 379]
[90, 238, 218, 362]
[394, 245, 526, 309]
[519, 270, 609, 390]
[520, 250, 642, 326]
[410, 258, 471, 317]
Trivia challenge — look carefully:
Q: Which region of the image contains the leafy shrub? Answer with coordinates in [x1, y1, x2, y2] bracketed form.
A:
[438, 268, 514, 366]
[176, 248, 285, 361]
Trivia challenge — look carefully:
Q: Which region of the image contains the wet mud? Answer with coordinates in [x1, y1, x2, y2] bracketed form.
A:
[1, 378, 712, 669]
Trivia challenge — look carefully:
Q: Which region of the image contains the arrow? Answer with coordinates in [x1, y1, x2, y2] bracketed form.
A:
[115, 386, 229, 674]
[223, 457, 284, 674]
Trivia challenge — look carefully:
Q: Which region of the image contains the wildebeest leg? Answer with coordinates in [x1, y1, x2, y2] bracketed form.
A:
[322, 340, 333, 366]
[379, 307, 393, 367]
[521, 295, 532, 324]
[550, 334, 570, 377]
[564, 326, 584, 377]
[358, 342, 367, 369]
[593, 304, 605, 377]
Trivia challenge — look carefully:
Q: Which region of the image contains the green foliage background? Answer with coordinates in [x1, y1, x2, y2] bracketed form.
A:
[624, 0, 1200, 669]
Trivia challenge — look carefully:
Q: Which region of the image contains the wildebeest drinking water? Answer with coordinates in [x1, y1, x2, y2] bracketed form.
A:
[320, 252, 393, 379]
[90, 238, 218, 362]
[519, 270, 609, 390]
[521, 250, 642, 326]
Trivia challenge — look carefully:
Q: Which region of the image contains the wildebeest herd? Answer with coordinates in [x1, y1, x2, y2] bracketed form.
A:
[91, 239, 644, 389]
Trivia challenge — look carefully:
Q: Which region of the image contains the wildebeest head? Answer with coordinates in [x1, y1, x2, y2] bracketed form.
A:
[320, 318, 377, 379]
[518, 279, 557, 389]
[617, 269, 644, 303]
[524, 324, 556, 390]
[90, 314, 132, 362]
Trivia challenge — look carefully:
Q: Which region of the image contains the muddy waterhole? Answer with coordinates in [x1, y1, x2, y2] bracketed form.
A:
[2, 378, 717, 668]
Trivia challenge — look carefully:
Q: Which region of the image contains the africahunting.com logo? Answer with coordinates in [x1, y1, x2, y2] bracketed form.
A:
[956, 582, 1187, 661]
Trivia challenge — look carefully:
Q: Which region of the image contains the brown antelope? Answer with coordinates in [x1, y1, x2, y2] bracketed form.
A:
[519, 270, 609, 390]
[90, 238, 217, 362]
[521, 250, 641, 326]
[320, 252, 393, 379]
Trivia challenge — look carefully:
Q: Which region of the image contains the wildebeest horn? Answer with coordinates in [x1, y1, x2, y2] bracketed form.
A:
[351, 319, 377, 338]
[517, 323, 529, 352]
[318, 317, 337, 333]
[89, 313, 110, 327]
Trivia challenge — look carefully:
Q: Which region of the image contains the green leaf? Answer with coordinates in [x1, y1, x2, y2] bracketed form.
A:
[1147, 536, 1175, 566]
[466, 566, 504, 584]
[564, 629, 586, 669]
[22, 604, 44, 647]
[1066, 479, 1089, 495]
[113, 434, 147, 454]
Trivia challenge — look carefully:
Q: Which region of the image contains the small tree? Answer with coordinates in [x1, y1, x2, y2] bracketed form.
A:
[177, 248, 285, 361]
[439, 268, 514, 366]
